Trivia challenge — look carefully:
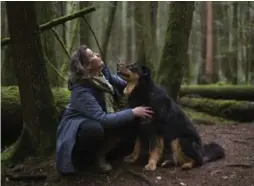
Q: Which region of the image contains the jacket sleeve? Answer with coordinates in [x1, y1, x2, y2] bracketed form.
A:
[71, 88, 134, 128]
[101, 65, 126, 93]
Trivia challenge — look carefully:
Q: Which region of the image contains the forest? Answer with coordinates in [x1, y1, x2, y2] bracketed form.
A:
[1, 1, 254, 186]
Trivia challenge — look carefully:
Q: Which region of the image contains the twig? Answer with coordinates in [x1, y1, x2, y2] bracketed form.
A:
[82, 16, 104, 64]
[44, 55, 67, 82]
[230, 139, 249, 145]
[123, 167, 154, 186]
[4, 173, 47, 181]
[226, 163, 254, 169]
[51, 28, 71, 59]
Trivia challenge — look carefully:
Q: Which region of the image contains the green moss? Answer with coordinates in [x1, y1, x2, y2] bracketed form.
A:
[180, 97, 254, 122]
[181, 84, 254, 89]
[182, 107, 234, 125]
[1, 141, 18, 162]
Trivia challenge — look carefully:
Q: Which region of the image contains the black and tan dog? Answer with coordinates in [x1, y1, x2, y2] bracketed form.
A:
[117, 62, 225, 171]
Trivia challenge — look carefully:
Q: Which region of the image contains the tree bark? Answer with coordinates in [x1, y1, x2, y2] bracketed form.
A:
[2, 6, 96, 47]
[79, 1, 92, 46]
[197, 2, 207, 84]
[101, 1, 118, 62]
[156, 2, 195, 101]
[205, 1, 213, 83]
[134, 2, 154, 71]
[6, 1, 58, 161]
[36, 1, 59, 87]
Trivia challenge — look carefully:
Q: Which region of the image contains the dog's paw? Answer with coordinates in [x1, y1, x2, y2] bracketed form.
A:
[124, 155, 138, 163]
[181, 162, 193, 170]
[143, 163, 157, 171]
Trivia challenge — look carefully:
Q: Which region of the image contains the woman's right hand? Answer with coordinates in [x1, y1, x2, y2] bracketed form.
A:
[132, 106, 154, 119]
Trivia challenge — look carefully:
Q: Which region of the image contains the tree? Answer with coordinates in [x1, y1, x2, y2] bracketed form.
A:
[36, 1, 58, 87]
[155, 2, 195, 101]
[6, 1, 58, 161]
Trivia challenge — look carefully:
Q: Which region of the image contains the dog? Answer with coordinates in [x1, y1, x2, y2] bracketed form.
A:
[117, 62, 225, 171]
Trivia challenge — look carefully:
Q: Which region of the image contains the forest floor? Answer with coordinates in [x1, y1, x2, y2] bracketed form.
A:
[2, 123, 254, 186]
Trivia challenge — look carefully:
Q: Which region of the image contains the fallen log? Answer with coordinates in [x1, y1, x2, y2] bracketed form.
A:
[180, 85, 254, 101]
[1, 6, 96, 47]
[1, 86, 70, 150]
[0, 86, 242, 150]
[179, 97, 254, 122]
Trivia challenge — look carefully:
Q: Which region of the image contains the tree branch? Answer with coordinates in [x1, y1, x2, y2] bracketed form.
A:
[1, 6, 96, 47]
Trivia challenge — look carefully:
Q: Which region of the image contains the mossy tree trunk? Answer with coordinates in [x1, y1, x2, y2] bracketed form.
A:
[155, 2, 195, 101]
[6, 1, 58, 161]
[36, 1, 59, 87]
[1, 1, 17, 86]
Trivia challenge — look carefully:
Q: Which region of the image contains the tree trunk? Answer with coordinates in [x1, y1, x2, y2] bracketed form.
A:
[101, 1, 118, 62]
[205, 1, 213, 83]
[1, 1, 17, 86]
[6, 1, 58, 161]
[134, 2, 154, 71]
[156, 2, 195, 101]
[79, 1, 92, 46]
[231, 2, 238, 84]
[36, 1, 59, 87]
[197, 2, 207, 84]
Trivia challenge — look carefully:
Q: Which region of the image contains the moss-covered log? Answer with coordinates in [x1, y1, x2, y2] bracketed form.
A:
[180, 85, 254, 101]
[1, 87, 70, 150]
[179, 97, 254, 122]
[1, 86, 238, 151]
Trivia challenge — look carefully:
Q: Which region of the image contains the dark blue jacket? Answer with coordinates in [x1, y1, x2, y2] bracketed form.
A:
[56, 66, 134, 173]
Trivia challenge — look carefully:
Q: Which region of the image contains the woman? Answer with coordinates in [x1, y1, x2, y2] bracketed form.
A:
[56, 45, 153, 174]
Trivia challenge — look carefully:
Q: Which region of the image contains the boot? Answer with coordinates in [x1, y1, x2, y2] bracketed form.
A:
[95, 137, 120, 173]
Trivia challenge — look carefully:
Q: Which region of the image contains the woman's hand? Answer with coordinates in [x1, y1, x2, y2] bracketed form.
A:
[132, 106, 154, 119]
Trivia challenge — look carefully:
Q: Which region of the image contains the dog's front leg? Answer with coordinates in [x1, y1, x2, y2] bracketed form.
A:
[124, 137, 141, 163]
[144, 136, 164, 171]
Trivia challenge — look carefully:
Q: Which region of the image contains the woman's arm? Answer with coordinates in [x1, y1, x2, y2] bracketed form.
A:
[71, 87, 134, 128]
[101, 65, 126, 93]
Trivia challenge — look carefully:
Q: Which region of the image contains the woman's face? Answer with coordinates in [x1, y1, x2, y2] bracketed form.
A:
[85, 48, 103, 72]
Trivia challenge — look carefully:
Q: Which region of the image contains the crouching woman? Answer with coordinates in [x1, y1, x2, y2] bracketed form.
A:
[56, 45, 153, 175]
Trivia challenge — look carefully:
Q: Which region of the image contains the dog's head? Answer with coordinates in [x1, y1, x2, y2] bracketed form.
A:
[117, 62, 152, 96]
[117, 62, 151, 82]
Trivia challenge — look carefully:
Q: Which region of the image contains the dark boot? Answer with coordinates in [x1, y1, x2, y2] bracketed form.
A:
[95, 137, 120, 173]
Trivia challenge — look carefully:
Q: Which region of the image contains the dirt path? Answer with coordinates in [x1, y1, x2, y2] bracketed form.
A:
[2, 123, 254, 186]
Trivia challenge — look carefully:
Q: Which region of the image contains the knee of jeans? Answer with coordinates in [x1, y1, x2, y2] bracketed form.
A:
[79, 120, 104, 142]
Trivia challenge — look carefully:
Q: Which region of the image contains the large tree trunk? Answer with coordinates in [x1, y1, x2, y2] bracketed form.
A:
[36, 1, 59, 87]
[1, 1, 17, 86]
[6, 1, 58, 161]
[155, 2, 195, 101]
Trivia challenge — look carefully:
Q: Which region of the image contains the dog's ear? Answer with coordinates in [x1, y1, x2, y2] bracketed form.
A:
[141, 65, 151, 78]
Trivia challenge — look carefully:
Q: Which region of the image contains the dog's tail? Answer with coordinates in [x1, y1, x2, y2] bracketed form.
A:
[203, 142, 225, 163]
